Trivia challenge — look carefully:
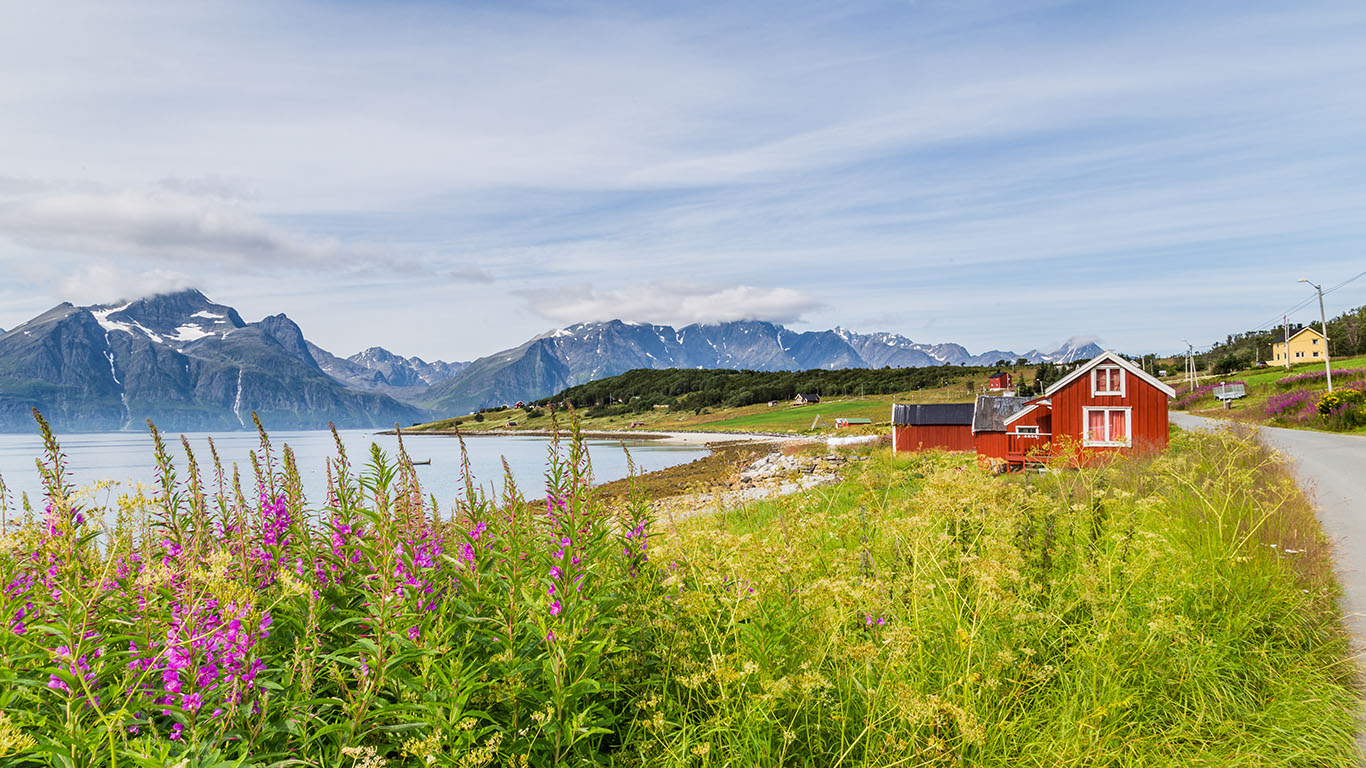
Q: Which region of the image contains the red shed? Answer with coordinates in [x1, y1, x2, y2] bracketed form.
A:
[892, 403, 975, 453]
[987, 371, 1014, 391]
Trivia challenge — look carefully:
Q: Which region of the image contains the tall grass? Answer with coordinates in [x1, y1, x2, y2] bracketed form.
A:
[0, 411, 1358, 766]
[638, 428, 1358, 765]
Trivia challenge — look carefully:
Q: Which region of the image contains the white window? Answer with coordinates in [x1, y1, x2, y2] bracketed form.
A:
[1083, 407, 1131, 447]
[1091, 365, 1125, 396]
[1313, 338, 1320, 345]
[1015, 426, 1039, 435]
[1313, 351, 1320, 357]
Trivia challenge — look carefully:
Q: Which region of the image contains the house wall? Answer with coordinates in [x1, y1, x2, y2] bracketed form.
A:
[1272, 330, 1328, 364]
[893, 424, 974, 453]
[1052, 370, 1168, 460]
[974, 432, 1007, 460]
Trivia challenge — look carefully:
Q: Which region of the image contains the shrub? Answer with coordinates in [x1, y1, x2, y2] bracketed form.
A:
[1316, 387, 1365, 415]
[1265, 389, 1321, 421]
[1276, 368, 1366, 390]
[473, 413, 485, 422]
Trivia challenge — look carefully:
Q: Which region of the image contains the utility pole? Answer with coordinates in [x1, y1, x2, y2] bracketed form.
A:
[1299, 278, 1333, 392]
[1283, 315, 1291, 368]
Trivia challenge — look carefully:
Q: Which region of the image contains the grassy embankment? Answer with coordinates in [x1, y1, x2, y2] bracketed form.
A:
[1171, 354, 1366, 433]
[0, 413, 1357, 766]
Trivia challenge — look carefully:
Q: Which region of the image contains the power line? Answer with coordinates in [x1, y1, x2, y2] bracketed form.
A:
[1187, 269, 1366, 354]
[1244, 270, 1365, 337]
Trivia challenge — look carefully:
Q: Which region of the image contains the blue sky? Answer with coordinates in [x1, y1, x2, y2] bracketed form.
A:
[0, 0, 1363, 361]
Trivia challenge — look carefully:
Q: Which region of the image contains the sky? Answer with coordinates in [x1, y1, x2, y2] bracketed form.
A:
[1, 0, 1363, 362]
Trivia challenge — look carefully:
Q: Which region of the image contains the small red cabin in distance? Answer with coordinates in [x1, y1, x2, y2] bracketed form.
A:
[987, 371, 1013, 391]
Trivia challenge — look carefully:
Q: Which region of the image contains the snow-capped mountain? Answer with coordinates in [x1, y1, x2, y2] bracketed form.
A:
[0, 290, 424, 432]
[422, 320, 1109, 416]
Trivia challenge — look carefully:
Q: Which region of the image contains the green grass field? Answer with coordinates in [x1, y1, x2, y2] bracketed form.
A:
[679, 399, 890, 431]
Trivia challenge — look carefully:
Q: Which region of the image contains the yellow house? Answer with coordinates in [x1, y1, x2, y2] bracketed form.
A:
[1272, 326, 1328, 366]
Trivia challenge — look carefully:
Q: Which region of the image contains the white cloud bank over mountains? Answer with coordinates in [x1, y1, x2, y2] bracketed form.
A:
[522, 283, 823, 327]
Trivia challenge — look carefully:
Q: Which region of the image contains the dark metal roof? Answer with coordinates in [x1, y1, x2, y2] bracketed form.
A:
[972, 395, 1032, 433]
[892, 403, 975, 426]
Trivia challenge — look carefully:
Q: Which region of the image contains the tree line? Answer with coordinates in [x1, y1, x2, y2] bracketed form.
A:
[537, 363, 1073, 417]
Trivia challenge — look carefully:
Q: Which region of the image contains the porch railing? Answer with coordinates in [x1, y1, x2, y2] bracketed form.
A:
[1007, 432, 1053, 462]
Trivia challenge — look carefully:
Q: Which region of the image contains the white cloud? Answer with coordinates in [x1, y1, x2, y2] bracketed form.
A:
[522, 283, 822, 326]
[0, 188, 346, 266]
[57, 264, 194, 306]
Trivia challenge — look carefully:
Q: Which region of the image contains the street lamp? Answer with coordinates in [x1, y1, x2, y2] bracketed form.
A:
[1298, 278, 1333, 392]
[1180, 338, 1195, 392]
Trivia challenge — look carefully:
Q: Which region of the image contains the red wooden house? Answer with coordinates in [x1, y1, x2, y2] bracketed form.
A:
[893, 352, 1174, 468]
[987, 371, 1013, 391]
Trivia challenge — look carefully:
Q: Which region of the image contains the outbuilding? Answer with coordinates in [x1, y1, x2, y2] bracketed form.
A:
[891, 403, 975, 453]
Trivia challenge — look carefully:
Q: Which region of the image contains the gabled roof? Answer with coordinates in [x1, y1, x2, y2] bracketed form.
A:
[1043, 351, 1177, 398]
[892, 403, 974, 426]
[1275, 326, 1326, 344]
[1003, 398, 1050, 426]
[972, 395, 1031, 433]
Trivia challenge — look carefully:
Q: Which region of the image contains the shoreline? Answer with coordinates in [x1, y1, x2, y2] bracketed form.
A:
[389, 427, 819, 448]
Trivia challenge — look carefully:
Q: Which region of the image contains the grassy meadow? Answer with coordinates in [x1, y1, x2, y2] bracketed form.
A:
[0, 412, 1359, 766]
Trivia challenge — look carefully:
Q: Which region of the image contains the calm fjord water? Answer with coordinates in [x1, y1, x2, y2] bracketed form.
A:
[0, 430, 708, 513]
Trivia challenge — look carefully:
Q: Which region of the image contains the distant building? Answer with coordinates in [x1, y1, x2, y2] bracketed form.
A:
[1272, 327, 1327, 367]
[834, 418, 872, 428]
[987, 371, 1014, 392]
[794, 393, 821, 405]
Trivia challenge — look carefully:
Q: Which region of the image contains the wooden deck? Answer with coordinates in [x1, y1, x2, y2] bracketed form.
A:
[1005, 432, 1053, 464]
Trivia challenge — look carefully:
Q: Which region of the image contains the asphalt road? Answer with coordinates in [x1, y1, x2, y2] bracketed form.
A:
[1171, 413, 1366, 648]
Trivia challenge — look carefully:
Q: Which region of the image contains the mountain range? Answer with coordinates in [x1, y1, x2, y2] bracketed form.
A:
[0, 289, 1103, 432]
[418, 320, 1103, 416]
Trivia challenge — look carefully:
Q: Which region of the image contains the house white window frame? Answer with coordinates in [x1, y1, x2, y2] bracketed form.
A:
[1014, 425, 1040, 435]
[1083, 406, 1132, 447]
[1090, 365, 1126, 397]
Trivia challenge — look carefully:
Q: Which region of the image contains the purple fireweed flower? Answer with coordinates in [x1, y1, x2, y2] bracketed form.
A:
[549, 600, 562, 617]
